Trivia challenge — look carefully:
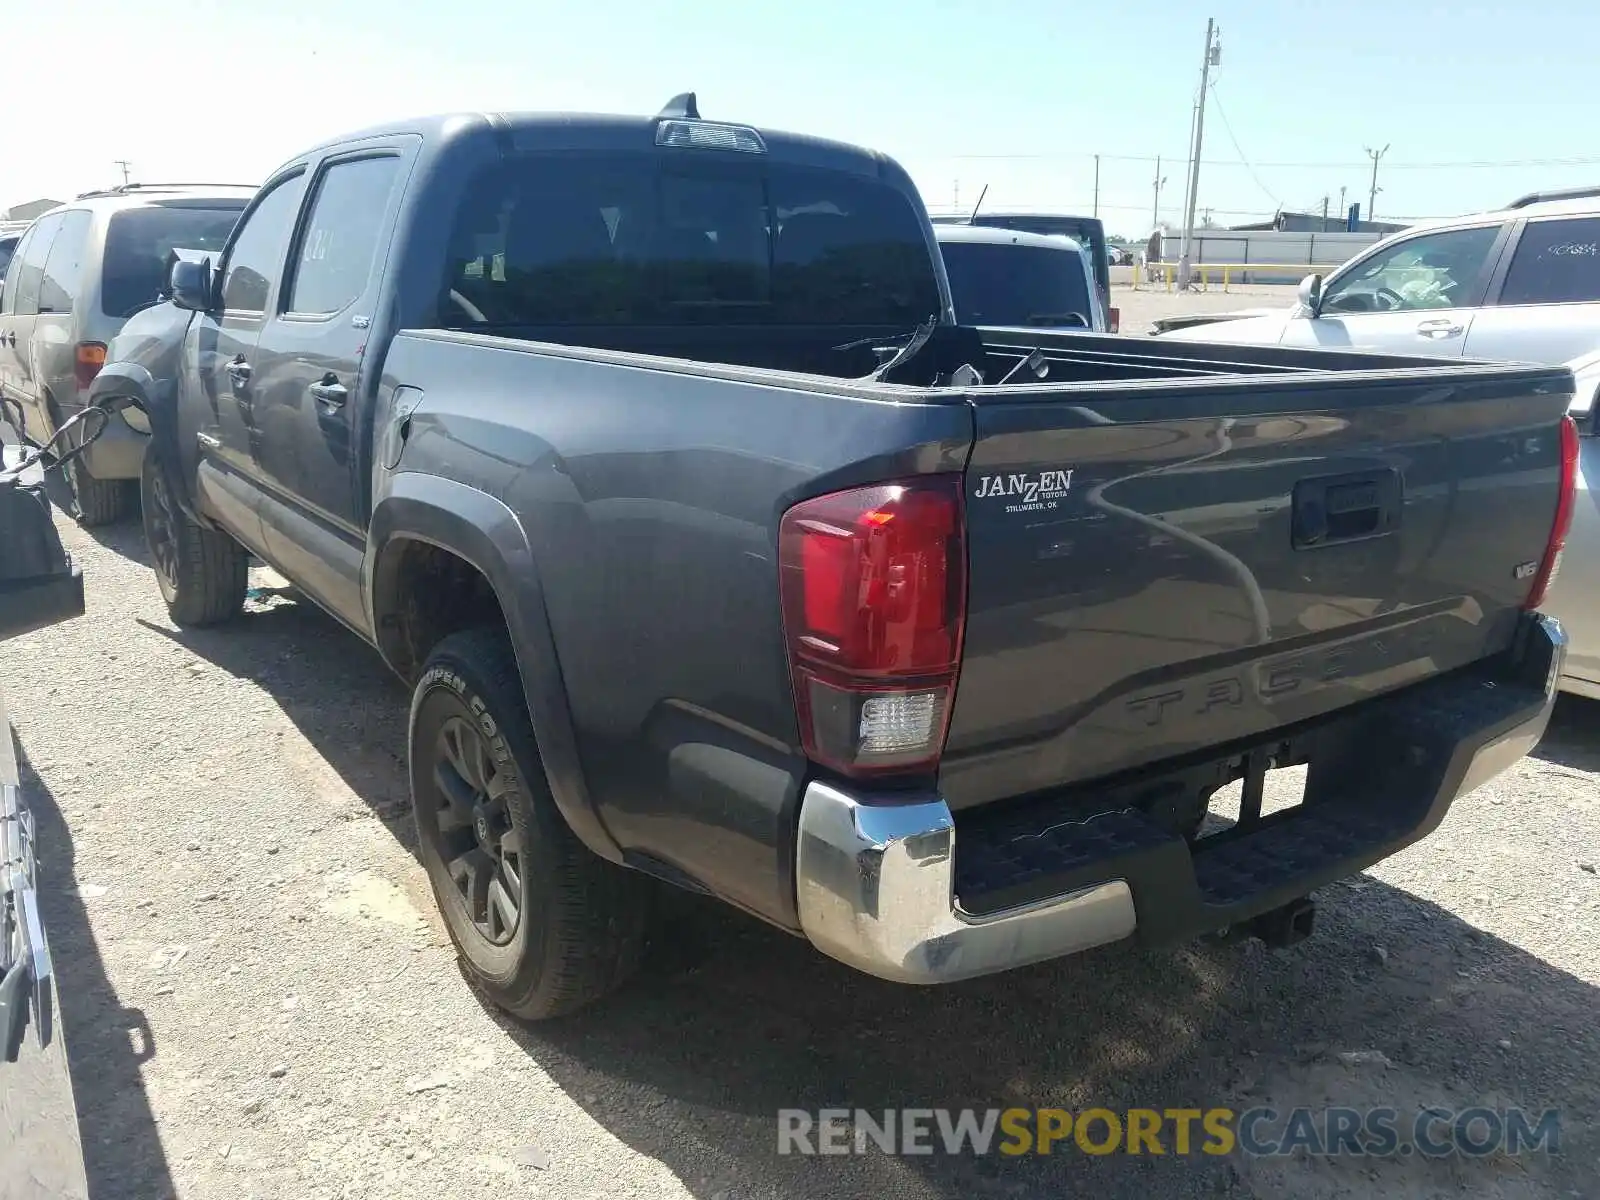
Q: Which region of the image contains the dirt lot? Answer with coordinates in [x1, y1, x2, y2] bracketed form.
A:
[3, 321, 1598, 1198]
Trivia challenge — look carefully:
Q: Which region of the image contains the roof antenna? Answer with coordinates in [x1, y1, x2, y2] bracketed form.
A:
[967, 183, 989, 225]
[657, 92, 700, 120]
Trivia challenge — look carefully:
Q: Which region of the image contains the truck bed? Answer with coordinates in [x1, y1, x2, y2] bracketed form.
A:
[379, 325, 1571, 911]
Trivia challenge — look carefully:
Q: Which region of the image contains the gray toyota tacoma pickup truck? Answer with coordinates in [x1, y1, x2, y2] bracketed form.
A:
[92, 95, 1578, 1020]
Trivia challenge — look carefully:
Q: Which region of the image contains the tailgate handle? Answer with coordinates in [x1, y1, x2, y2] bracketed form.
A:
[1291, 469, 1401, 549]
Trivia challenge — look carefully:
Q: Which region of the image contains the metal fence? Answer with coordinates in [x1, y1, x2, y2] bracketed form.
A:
[1134, 229, 1391, 288]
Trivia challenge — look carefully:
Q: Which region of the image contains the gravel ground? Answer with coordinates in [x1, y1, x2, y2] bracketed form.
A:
[3, 379, 1599, 1199]
[1110, 274, 1299, 335]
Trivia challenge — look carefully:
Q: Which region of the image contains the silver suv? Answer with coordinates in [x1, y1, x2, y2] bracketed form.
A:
[1157, 186, 1600, 364]
[0, 184, 253, 523]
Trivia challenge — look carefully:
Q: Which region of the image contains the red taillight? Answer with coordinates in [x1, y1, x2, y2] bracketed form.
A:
[779, 476, 967, 777]
[75, 341, 106, 391]
[1109, 306, 1121, 333]
[1524, 414, 1580, 611]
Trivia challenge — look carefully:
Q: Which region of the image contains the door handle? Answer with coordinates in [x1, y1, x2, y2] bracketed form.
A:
[2, 332, 14, 347]
[309, 376, 347, 407]
[1416, 318, 1463, 338]
[225, 357, 252, 383]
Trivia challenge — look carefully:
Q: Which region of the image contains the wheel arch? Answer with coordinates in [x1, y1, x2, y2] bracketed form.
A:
[368, 475, 623, 864]
[87, 361, 201, 522]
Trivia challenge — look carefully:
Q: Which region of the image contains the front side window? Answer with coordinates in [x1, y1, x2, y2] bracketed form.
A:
[1496, 216, 1600, 306]
[939, 240, 1095, 328]
[101, 201, 245, 318]
[286, 156, 402, 315]
[9, 212, 64, 318]
[1322, 224, 1502, 314]
[441, 151, 940, 328]
[38, 210, 94, 314]
[221, 174, 307, 313]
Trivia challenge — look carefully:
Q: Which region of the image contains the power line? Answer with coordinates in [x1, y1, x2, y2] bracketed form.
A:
[1206, 80, 1279, 210]
[923, 199, 1435, 223]
[921, 150, 1600, 171]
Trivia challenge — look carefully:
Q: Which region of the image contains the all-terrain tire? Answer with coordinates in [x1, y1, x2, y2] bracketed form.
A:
[140, 450, 248, 626]
[410, 627, 650, 1020]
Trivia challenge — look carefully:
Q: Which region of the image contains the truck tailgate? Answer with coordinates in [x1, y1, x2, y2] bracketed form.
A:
[940, 364, 1573, 810]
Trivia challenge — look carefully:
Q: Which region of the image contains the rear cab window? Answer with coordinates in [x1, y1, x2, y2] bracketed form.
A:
[939, 239, 1096, 328]
[1496, 216, 1600, 306]
[440, 151, 941, 329]
[970, 214, 1111, 298]
[100, 200, 248, 318]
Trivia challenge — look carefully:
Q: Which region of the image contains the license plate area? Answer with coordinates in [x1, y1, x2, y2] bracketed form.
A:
[1195, 744, 1309, 842]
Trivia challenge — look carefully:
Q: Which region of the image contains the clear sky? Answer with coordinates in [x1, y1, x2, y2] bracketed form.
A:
[7, 0, 1600, 237]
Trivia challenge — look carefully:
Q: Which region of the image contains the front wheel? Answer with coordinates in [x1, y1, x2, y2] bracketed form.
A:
[409, 628, 650, 1020]
[140, 450, 247, 626]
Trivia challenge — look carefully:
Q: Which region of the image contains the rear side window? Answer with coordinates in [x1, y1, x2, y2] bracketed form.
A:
[101, 202, 246, 318]
[0, 237, 18, 286]
[38, 210, 93, 314]
[286, 156, 402, 315]
[8, 212, 63, 317]
[442, 151, 940, 327]
[939, 240, 1095, 328]
[1497, 217, 1600, 306]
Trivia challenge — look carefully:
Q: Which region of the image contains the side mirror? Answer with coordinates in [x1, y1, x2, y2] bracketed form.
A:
[169, 257, 213, 312]
[1297, 273, 1324, 317]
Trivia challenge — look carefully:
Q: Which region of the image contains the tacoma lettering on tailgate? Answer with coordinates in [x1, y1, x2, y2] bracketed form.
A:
[1125, 627, 1438, 728]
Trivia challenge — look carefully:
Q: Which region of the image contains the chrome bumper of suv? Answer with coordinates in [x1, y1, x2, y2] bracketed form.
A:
[794, 614, 1565, 986]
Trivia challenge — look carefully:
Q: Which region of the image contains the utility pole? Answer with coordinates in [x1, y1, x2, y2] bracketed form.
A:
[1321, 195, 1329, 230]
[1339, 185, 1347, 217]
[1151, 155, 1166, 230]
[1365, 144, 1389, 222]
[114, 159, 132, 186]
[1093, 154, 1101, 218]
[1177, 18, 1221, 289]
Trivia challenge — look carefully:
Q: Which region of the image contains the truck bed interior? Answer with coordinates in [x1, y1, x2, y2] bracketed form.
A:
[430, 320, 1492, 391]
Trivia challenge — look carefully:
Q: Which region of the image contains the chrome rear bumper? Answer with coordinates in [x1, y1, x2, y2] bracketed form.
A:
[794, 783, 1136, 984]
[793, 614, 1565, 986]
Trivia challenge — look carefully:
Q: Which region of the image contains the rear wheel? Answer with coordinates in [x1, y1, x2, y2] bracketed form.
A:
[61, 452, 134, 527]
[410, 627, 650, 1020]
[140, 450, 248, 626]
